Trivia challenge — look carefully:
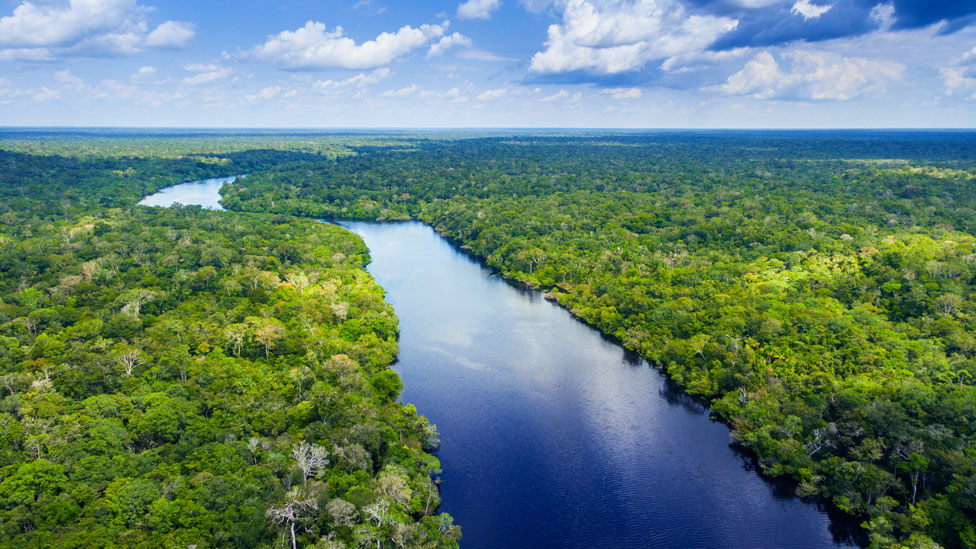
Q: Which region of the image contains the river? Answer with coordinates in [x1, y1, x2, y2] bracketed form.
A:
[141, 179, 861, 548]
[137, 175, 237, 210]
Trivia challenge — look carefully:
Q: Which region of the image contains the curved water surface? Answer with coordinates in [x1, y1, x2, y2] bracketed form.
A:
[140, 179, 861, 548]
[137, 175, 237, 210]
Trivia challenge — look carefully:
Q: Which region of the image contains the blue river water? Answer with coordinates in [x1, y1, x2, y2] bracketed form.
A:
[137, 175, 237, 210]
[343, 221, 860, 549]
[141, 179, 861, 548]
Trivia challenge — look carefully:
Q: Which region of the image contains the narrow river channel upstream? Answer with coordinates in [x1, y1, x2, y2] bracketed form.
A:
[141, 179, 861, 549]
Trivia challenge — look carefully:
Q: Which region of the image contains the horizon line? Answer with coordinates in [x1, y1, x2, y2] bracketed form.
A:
[1, 126, 975, 132]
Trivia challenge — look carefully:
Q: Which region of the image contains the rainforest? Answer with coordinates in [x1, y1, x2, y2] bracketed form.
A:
[2, 129, 976, 548]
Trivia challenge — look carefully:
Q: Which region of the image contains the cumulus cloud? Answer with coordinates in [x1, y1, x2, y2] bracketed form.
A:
[540, 88, 583, 103]
[428, 32, 472, 57]
[940, 68, 976, 99]
[245, 86, 282, 101]
[542, 89, 568, 101]
[0, 0, 194, 60]
[660, 47, 750, 73]
[182, 63, 233, 85]
[869, 3, 895, 30]
[457, 0, 501, 20]
[315, 68, 391, 91]
[132, 65, 156, 79]
[940, 46, 976, 99]
[791, 0, 831, 20]
[529, 0, 737, 76]
[709, 50, 904, 100]
[0, 0, 135, 48]
[54, 69, 84, 89]
[441, 87, 470, 102]
[145, 20, 195, 48]
[601, 87, 642, 99]
[249, 20, 448, 70]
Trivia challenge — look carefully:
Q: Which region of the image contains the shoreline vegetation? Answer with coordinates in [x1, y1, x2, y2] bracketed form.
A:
[1, 129, 976, 547]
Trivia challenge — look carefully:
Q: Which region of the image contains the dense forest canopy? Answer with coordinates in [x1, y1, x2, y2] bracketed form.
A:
[0, 135, 460, 548]
[3, 128, 976, 548]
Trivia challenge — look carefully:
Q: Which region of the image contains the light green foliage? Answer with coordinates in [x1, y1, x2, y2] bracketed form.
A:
[0, 141, 458, 548]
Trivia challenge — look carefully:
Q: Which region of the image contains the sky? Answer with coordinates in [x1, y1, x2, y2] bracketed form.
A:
[0, 0, 974, 128]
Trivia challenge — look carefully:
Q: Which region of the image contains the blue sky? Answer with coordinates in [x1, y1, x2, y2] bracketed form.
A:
[0, 0, 974, 128]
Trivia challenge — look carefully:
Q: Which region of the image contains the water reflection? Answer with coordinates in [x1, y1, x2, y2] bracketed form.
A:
[658, 378, 708, 415]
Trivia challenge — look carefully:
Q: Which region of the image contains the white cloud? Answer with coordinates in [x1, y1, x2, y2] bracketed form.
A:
[660, 47, 750, 73]
[0, 0, 194, 60]
[710, 50, 904, 100]
[435, 83, 475, 102]
[542, 89, 569, 102]
[869, 3, 894, 30]
[941, 67, 968, 91]
[601, 87, 642, 99]
[529, 0, 737, 75]
[958, 45, 976, 66]
[428, 32, 472, 57]
[791, 0, 831, 20]
[710, 51, 783, 99]
[315, 68, 391, 91]
[456, 49, 516, 62]
[940, 46, 976, 100]
[145, 20, 195, 48]
[34, 86, 60, 102]
[457, 0, 501, 20]
[182, 63, 232, 85]
[477, 88, 507, 100]
[54, 69, 84, 90]
[246, 86, 282, 101]
[380, 84, 421, 97]
[132, 65, 156, 79]
[249, 20, 448, 70]
[0, 0, 135, 48]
